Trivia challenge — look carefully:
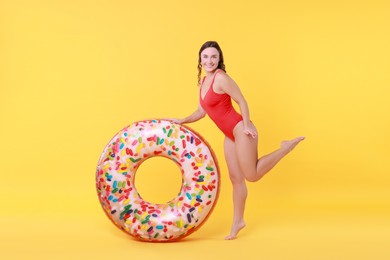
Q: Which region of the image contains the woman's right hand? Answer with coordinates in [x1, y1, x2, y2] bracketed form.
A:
[163, 118, 185, 124]
[163, 106, 204, 125]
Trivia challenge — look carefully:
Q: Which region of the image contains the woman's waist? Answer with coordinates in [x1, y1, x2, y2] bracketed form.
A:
[208, 107, 242, 122]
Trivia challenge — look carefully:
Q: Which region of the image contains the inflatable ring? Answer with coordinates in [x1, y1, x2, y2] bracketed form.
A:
[96, 119, 220, 242]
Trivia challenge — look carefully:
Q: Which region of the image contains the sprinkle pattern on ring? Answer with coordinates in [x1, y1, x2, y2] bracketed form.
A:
[96, 119, 220, 242]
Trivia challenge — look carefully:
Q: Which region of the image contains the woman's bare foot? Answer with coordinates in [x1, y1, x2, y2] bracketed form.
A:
[281, 137, 305, 153]
[225, 221, 246, 240]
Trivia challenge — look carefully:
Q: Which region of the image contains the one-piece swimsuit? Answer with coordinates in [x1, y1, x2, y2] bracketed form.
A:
[200, 69, 243, 141]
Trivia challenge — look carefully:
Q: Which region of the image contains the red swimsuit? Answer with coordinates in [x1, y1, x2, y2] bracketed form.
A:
[200, 70, 243, 141]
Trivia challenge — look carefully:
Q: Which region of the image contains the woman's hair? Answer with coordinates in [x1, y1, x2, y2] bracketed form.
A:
[197, 41, 226, 86]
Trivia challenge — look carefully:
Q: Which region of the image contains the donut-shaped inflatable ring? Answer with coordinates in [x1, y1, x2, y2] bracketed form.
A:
[96, 119, 220, 242]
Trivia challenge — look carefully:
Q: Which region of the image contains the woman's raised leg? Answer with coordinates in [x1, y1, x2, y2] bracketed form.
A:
[233, 122, 305, 182]
[224, 136, 247, 240]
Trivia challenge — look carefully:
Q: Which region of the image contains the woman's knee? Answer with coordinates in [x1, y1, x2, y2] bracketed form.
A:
[229, 172, 245, 185]
[245, 175, 259, 182]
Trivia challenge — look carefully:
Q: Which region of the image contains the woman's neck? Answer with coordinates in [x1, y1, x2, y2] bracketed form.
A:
[205, 68, 219, 78]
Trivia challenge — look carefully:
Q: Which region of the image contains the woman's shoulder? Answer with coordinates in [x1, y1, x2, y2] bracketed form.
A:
[213, 69, 237, 93]
[215, 69, 233, 84]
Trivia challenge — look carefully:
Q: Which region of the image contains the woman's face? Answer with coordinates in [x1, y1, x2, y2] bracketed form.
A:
[200, 47, 220, 73]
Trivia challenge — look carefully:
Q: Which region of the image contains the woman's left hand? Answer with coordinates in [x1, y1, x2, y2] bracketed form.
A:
[243, 125, 257, 138]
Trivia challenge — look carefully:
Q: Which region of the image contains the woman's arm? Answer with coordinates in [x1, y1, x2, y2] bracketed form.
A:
[171, 104, 206, 124]
[215, 73, 257, 138]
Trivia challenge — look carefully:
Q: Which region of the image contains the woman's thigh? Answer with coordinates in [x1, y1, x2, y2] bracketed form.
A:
[232, 121, 259, 174]
[224, 137, 245, 183]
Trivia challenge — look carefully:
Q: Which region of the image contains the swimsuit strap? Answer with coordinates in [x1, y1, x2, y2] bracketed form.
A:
[209, 69, 221, 88]
[201, 69, 221, 87]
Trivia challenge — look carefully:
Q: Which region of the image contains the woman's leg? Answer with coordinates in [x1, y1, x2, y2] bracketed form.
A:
[224, 136, 247, 240]
[233, 121, 305, 182]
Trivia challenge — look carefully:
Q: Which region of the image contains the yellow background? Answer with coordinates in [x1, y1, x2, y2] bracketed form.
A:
[1, 0, 389, 259]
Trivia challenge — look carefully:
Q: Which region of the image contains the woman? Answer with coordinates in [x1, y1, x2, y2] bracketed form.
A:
[171, 41, 305, 240]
